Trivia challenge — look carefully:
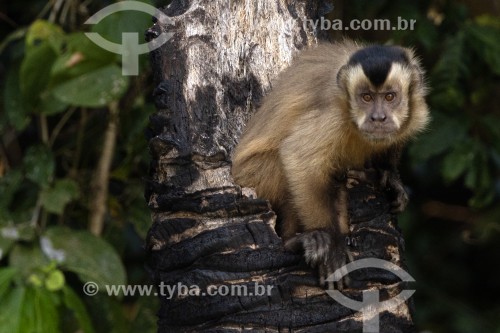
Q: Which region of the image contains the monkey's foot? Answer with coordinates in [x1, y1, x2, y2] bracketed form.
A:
[285, 229, 353, 290]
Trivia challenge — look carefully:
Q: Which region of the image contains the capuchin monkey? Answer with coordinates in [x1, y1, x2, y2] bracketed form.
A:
[231, 40, 429, 289]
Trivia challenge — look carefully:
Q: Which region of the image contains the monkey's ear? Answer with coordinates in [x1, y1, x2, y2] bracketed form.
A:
[336, 65, 349, 91]
[409, 64, 426, 94]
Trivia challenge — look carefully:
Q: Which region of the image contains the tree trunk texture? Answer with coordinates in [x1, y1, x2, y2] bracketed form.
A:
[145, 0, 416, 332]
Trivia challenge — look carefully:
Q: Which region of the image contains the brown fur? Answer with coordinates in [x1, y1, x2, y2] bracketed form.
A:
[232, 40, 429, 242]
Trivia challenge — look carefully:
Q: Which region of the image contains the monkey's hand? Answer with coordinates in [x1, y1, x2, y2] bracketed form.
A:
[381, 170, 409, 213]
[285, 229, 352, 290]
[347, 169, 409, 213]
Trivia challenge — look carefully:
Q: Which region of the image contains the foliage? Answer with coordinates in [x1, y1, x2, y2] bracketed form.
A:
[409, 17, 500, 208]
[0, 0, 158, 332]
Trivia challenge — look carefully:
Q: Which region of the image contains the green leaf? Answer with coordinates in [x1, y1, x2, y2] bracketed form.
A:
[441, 142, 475, 183]
[25, 19, 64, 52]
[476, 149, 491, 190]
[481, 115, 500, 153]
[19, 41, 58, 105]
[466, 24, 500, 75]
[461, 144, 494, 208]
[0, 168, 38, 224]
[463, 146, 489, 191]
[23, 145, 55, 187]
[20, 287, 60, 333]
[2, 63, 30, 131]
[40, 178, 79, 214]
[0, 267, 17, 300]
[18, 21, 67, 115]
[67, 32, 116, 62]
[45, 227, 126, 288]
[0, 287, 61, 333]
[431, 32, 468, 89]
[63, 286, 95, 333]
[39, 91, 69, 115]
[464, 165, 477, 194]
[0, 169, 23, 213]
[469, 188, 495, 208]
[50, 32, 117, 85]
[91, 1, 153, 45]
[9, 244, 50, 279]
[0, 235, 15, 261]
[51, 65, 129, 107]
[0, 286, 26, 333]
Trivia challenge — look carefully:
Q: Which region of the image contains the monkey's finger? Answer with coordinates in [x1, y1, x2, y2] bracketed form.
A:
[285, 230, 332, 266]
[390, 190, 409, 213]
[284, 236, 302, 252]
[306, 231, 330, 266]
[347, 168, 379, 184]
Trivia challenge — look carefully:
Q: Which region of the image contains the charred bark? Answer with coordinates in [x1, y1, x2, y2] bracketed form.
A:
[145, 0, 415, 331]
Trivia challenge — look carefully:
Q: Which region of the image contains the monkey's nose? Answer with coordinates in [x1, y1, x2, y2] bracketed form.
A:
[370, 113, 387, 122]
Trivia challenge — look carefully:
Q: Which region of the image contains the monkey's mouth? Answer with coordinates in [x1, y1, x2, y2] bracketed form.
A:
[360, 124, 398, 141]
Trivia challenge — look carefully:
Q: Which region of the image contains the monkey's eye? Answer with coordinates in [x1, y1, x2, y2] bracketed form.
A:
[385, 93, 395, 102]
[361, 93, 372, 102]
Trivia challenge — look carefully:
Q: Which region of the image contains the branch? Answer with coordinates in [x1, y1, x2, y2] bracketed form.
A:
[89, 101, 119, 236]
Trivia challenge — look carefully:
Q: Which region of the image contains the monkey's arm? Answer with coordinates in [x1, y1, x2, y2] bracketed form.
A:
[279, 118, 349, 235]
[376, 145, 409, 212]
[348, 145, 408, 212]
[280, 126, 351, 288]
[282, 175, 351, 289]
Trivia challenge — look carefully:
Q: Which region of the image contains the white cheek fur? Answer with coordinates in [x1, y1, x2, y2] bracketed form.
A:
[391, 113, 401, 128]
[356, 113, 367, 128]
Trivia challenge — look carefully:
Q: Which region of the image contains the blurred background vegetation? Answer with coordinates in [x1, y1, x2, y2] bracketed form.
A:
[0, 0, 499, 332]
[1, 0, 159, 332]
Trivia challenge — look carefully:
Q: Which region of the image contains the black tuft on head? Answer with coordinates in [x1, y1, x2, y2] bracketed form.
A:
[348, 45, 409, 87]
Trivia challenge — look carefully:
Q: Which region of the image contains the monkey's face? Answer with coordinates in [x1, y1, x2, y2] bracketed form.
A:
[340, 62, 415, 143]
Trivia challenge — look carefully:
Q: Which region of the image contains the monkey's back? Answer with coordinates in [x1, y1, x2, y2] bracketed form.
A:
[232, 41, 362, 204]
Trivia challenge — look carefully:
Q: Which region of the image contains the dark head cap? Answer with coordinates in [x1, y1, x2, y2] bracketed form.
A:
[348, 45, 409, 86]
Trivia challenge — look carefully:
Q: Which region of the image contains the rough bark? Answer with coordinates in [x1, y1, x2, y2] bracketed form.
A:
[145, 0, 416, 332]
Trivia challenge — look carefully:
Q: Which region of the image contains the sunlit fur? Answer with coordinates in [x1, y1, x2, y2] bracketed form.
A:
[232, 40, 429, 240]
